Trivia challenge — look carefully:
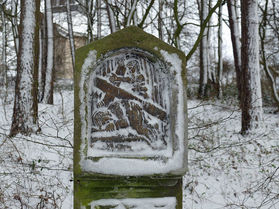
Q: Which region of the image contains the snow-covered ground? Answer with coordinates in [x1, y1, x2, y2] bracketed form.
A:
[0, 88, 278, 209]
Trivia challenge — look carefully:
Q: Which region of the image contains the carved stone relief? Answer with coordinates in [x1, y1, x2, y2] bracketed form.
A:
[90, 49, 171, 154]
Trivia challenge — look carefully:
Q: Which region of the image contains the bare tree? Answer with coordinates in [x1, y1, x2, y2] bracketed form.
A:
[97, 0, 101, 39]
[259, 0, 279, 108]
[227, 0, 242, 100]
[10, 0, 40, 136]
[126, 0, 137, 26]
[199, 0, 209, 98]
[105, 0, 117, 33]
[158, 0, 163, 40]
[41, 0, 54, 104]
[1, 5, 7, 90]
[86, 0, 94, 43]
[240, 0, 263, 133]
[11, 0, 19, 55]
[217, 1, 223, 98]
[66, 0, 75, 71]
[38, 12, 47, 102]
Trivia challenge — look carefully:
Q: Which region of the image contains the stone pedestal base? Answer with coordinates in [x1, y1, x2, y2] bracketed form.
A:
[74, 176, 182, 209]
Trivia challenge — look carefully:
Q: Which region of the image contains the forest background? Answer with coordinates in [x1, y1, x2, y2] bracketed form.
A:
[0, 0, 278, 208]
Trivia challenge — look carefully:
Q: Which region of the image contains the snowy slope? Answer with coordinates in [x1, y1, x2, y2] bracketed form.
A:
[0, 90, 278, 208]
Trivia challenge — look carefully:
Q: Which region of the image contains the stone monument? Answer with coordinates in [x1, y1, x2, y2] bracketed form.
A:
[74, 26, 187, 209]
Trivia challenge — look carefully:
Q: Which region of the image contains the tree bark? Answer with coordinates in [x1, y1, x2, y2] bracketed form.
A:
[42, 0, 54, 104]
[11, 0, 19, 55]
[10, 0, 40, 136]
[158, 0, 163, 40]
[227, 0, 242, 100]
[1, 9, 7, 89]
[105, 0, 116, 33]
[217, 2, 223, 99]
[127, 0, 137, 26]
[38, 13, 47, 102]
[87, 0, 94, 43]
[259, 0, 279, 108]
[66, 0, 76, 72]
[241, 0, 263, 133]
[199, 0, 209, 98]
[97, 0, 101, 39]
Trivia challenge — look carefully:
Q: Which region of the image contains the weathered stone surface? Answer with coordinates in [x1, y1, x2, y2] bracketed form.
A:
[90, 49, 170, 153]
[75, 176, 183, 209]
[74, 26, 187, 209]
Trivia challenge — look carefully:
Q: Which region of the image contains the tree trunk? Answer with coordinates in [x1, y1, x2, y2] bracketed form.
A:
[259, 0, 279, 108]
[158, 0, 163, 40]
[127, 0, 137, 26]
[199, 0, 209, 98]
[38, 13, 47, 102]
[11, 0, 19, 55]
[97, 0, 101, 39]
[10, 0, 40, 137]
[87, 0, 94, 43]
[241, 0, 263, 133]
[106, 0, 116, 33]
[66, 0, 76, 72]
[217, 2, 223, 99]
[42, 0, 54, 104]
[227, 0, 242, 100]
[1, 9, 7, 89]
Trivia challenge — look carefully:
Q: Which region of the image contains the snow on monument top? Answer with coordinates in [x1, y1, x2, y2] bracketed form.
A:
[74, 26, 187, 176]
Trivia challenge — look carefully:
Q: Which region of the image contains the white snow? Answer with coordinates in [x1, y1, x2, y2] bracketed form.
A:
[0, 90, 74, 209]
[0, 87, 278, 208]
[86, 197, 176, 209]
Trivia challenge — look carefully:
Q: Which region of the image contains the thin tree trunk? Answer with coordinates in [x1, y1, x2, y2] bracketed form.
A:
[11, 0, 19, 55]
[10, 0, 40, 136]
[106, 0, 116, 33]
[217, 2, 223, 98]
[42, 0, 54, 104]
[259, 0, 279, 108]
[133, 2, 137, 25]
[38, 28, 43, 100]
[158, 0, 163, 40]
[87, 0, 93, 43]
[227, 0, 242, 100]
[97, 0, 101, 39]
[66, 0, 76, 72]
[1, 9, 7, 89]
[241, 0, 263, 133]
[186, 0, 222, 62]
[207, 0, 215, 85]
[199, 0, 209, 98]
[127, 0, 137, 26]
[38, 13, 47, 102]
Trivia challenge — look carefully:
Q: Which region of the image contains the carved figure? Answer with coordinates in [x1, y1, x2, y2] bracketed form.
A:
[91, 52, 168, 149]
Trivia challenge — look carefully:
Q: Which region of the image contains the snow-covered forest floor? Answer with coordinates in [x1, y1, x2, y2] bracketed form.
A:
[0, 87, 278, 209]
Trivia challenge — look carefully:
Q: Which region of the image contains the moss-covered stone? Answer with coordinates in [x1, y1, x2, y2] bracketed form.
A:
[74, 176, 182, 209]
[75, 26, 186, 75]
[74, 26, 187, 209]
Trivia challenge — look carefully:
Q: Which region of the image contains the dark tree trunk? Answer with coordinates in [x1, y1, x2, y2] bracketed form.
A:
[66, 0, 76, 72]
[38, 13, 47, 102]
[158, 0, 163, 40]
